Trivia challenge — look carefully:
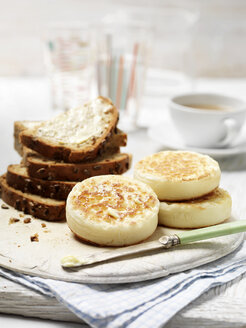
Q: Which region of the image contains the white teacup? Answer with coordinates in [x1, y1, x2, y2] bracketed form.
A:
[169, 93, 246, 148]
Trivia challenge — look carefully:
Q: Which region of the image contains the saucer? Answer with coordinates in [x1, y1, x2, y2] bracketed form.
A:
[148, 120, 246, 157]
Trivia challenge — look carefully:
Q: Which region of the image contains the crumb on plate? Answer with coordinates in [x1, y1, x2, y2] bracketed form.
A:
[30, 233, 39, 242]
[9, 217, 20, 224]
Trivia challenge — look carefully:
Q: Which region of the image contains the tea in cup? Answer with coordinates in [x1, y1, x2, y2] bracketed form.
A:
[169, 93, 246, 148]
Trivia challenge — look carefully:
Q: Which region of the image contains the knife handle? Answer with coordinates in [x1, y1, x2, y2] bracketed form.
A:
[177, 220, 246, 245]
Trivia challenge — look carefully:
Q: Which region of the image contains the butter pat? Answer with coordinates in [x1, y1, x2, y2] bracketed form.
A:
[61, 255, 85, 268]
[107, 207, 120, 219]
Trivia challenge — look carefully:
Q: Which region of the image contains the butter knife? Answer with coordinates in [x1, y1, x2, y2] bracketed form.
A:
[61, 220, 246, 268]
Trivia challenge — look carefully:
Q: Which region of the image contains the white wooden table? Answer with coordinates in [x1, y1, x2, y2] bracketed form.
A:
[0, 76, 246, 327]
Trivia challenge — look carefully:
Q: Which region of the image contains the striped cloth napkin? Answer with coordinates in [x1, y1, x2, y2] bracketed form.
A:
[0, 240, 246, 328]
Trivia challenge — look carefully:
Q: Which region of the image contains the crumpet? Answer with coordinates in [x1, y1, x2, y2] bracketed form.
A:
[134, 151, 221, 201]
[66, 175, 159, 246]
[159, 188, 231, 228]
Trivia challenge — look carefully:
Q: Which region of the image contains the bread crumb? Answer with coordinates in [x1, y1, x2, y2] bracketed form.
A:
[19, 213, 24, 218]
[41, 223, 46, 228]
[30, 233, 39, 242]
[9, 259, 12, 263]
[1, 204, 9, 210]
[9, 217, 20, 224]
[24, 218, 31, 224]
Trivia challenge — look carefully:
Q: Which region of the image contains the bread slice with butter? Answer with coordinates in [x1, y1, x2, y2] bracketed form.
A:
[66, 175, 159, 246]
[0, 175, 65, 221]
[25, 152, 132, 181]
[159, 188, 232, 228]
[7, 164, 76, 200]
[134, 151, 221, 201]
[15, 121, 127, 158]
[20, 97, 119, 163]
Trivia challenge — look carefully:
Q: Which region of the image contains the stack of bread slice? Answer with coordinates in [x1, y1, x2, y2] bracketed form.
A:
[134, 150, 232, 229]
[0, 97, 131, 221]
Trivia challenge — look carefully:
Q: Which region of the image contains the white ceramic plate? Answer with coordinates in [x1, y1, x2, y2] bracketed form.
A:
[148, 120, 246, 157]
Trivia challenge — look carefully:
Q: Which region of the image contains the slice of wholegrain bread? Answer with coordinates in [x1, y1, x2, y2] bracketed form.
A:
[7, 164, 76, 200]
[25, 152, 132, 181]
[22, 145, 121, 164]
[15, 121, 127, 157]
[20, 97, 119, 162]
[0, 175, 65, 221]
[14, 121, 40, 156]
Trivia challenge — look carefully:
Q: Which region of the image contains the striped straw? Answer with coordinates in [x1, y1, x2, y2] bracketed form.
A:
[116, 55, 124, 109]
[126, 43, 139, 112]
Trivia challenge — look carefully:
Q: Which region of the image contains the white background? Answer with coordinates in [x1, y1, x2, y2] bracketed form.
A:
[1, 0, 246, 77]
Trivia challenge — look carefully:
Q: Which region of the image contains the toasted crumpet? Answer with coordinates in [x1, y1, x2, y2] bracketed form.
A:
[159, 188, 232, 228]
[134, 151, 221, 201]
[66, 175, 159, 246]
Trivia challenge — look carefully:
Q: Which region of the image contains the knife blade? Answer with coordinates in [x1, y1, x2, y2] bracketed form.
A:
[61, 220, 246, 268]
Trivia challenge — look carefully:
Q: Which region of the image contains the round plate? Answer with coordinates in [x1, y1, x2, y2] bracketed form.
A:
[0, 200, 243, 284]
[148, 120, 246, 158]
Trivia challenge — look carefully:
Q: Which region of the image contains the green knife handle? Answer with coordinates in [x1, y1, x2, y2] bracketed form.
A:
[177, 220, 246, 245]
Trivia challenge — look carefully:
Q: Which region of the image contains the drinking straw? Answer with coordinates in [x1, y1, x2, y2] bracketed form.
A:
[110, 55, 118, 103]
[116, 55, 124, 109]
[99, 56, 107, 97]
[97, 60, 101, 95]
[126, 43, 139, 112]
[120, 57, 128, 111]
[106, 34, 112, 98]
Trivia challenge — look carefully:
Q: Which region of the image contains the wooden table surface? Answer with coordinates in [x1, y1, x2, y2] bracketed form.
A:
[0, 76, 246, 327]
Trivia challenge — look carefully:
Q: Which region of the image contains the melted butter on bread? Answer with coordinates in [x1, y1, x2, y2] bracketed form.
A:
[36, 97, 113, 144]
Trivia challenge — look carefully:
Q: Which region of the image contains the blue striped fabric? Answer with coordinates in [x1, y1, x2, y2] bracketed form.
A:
[1, 241, 246, 328]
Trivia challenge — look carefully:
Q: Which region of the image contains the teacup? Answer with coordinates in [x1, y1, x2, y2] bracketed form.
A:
[169, 93, 246, 148]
